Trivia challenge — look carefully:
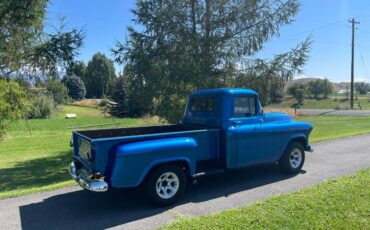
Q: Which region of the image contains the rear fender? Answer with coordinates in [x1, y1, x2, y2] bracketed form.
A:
[139, 157, 192, 185]
[109, 137, 197, 188]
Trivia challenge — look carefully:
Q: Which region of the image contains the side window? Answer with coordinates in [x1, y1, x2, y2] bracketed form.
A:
[190, 97, 215, 112]
[233, 96, 256, 117]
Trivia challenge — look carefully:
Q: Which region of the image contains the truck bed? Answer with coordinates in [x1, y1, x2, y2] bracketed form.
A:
[76, 124, 206, 140]
[73, 124, 221, 176]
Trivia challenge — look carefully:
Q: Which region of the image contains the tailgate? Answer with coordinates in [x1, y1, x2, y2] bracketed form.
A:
[72, 132, 94, 169]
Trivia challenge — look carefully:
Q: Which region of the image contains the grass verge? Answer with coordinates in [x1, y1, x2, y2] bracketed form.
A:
[163, 168, 370, 229]
[296, 116, 370, 142]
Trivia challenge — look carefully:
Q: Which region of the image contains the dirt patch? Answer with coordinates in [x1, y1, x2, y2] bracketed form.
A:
[72, 99, 101, 108]
[265, 108, 304, 117]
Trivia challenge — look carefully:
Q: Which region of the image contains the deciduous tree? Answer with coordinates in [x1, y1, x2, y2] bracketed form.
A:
[45, 80, 69, 104]
[0, 0, 84, 79]
[307, 78, 333, 99]
[66, 61, 86, 79]
[287, 83, 306, 105]
[355, 82, 370, 95]
[85, 53, 116, 98]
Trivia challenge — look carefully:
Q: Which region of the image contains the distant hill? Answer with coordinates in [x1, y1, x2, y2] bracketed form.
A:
[285, 78, 353, 93]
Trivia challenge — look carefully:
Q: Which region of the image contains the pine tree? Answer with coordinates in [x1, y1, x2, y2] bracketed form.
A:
[62, 75, 86, 100]
[113, 0, 311, 122]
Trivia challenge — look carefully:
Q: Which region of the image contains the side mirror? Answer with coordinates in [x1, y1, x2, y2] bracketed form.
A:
[260, 108, 264, 115]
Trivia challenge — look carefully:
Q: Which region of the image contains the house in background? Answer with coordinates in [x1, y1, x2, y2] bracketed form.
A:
[338, 89, 351, 95]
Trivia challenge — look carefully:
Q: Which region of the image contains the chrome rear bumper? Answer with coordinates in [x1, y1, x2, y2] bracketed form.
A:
[68, 161, 108, 192]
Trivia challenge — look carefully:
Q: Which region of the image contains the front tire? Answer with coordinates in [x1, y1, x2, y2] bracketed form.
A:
[279, 142, 305, 174]
[144, 165, 186, 206]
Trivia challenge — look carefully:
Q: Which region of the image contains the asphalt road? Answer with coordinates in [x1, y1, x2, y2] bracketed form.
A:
[1, 134, 370, 230]
[298, 109, 370, 116]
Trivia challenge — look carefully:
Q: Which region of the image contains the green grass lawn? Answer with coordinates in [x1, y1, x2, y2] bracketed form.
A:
[0, 105, 158, 199]
[55, 105, 105, 118]
[296, 116, 370, 142]
[269, 95, 370, 110]
[163, 168, 370, 229]
[0, 106, 370, 199]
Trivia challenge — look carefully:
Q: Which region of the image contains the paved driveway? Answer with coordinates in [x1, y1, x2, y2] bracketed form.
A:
[298, 109, 370, 116]
[1, 134, 370, 230]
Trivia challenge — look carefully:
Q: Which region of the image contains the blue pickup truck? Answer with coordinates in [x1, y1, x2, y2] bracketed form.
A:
[69, 88, 313, 205]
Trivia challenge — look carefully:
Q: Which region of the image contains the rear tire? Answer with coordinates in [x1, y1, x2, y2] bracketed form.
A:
[144, 165, 186, 206]
[279, 142, 305, 174]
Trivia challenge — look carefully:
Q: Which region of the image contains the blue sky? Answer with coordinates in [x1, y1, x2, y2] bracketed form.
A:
[46, 0, 370, 82]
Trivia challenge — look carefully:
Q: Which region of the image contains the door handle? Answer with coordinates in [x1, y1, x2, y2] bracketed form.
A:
[232, 120, 242, 127]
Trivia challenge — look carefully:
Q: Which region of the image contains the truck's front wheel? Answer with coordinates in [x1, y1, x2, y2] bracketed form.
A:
[144, 165, 186, 206]
[279, 142, 305, 174]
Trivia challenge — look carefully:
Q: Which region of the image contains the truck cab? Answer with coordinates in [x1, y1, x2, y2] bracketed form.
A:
[69, 88, 313, 205]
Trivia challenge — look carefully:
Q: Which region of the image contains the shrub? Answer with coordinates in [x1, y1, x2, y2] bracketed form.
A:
[45, 80, 70, 104]
[157, 93, 186, 123]
[99, 99, 109, 107]
[13, 76, 31, 90]
[27, 94, 56, 119]
[270, 90, 284, 103]
[355, 82, 370, 95]
[0, 80, 30, 136]
[335, 104, 349, 110]
[62, 75, 86, 100]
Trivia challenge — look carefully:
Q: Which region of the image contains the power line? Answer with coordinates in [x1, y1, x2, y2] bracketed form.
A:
[355, 37, 369, 80]
[280, 20, 347, 40]
[354, 14, 370, 20]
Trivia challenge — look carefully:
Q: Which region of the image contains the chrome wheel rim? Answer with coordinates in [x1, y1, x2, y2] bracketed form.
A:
[156, 172, 179, 199]
[289, 148, 302, 169]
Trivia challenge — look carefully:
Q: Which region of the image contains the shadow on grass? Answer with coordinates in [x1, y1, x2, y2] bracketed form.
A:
[19, 164, 300, 230]
[0, 151, 71, 192]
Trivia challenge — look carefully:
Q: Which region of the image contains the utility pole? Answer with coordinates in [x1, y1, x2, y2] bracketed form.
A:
[349, 18, 359, 109]
[101, 75, 104, 98]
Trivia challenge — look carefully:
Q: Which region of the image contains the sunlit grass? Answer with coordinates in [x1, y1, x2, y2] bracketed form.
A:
[163, 168, 370, 229]
[296, 116, 370, 142]
[0, 105, 158, 198]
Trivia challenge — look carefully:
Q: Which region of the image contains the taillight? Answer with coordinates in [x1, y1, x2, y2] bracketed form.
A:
[92, 171, 101, 179]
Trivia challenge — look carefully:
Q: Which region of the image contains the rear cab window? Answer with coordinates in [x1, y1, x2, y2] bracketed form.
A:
[233, 96, 256, 117]
[190, 97, 215, 112]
